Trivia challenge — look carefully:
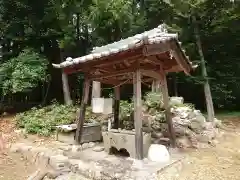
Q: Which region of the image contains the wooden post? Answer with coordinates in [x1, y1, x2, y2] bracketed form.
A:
[133, 69, 143, 159]
[75, 77, 90, 144]
[161, 70, 176, 147]
[92, 81, 101, 100]
[152, 80, 161, 92]
[60, 48, 72, 105]
[113, 86, 120, 129]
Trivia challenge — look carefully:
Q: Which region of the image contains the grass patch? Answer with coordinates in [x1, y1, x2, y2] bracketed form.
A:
[216, 111, 240, 119]
[15, 103, 78, 136]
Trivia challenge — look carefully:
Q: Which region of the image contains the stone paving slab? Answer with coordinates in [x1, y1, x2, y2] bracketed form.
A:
[10, 142, 184, 180]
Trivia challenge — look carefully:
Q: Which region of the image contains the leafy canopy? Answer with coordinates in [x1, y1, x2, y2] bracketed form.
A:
[0, 48, 49, 95]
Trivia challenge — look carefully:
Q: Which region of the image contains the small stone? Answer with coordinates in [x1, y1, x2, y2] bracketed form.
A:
[46, 170, 62, 179]
[49, 155, 70, 171]
[204, 122, 214, 130]
[196, 130, 216, 143]
[115, 173, 123, 179]
[176, 137, 192, 149]
[93, 146, 104, 152]
[10, 143, 31, 153]
[81, 143, 89, 150]
[213, 118, 222, 128]
[36, 152, 51, 166]
[71, 145, 82, 152]
[88, 142, 95, 148]
[151, 132, 163, 139]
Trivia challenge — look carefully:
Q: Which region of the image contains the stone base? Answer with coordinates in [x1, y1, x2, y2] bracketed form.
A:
[102, 130, 151, 159]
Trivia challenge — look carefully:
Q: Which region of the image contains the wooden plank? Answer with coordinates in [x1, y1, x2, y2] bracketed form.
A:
[143, 43, 170, 56]
[160, 68, 176, 147]
[133, 69, 143, 159]
[75, 76, 90, 144]
[113, 86, 120, 129]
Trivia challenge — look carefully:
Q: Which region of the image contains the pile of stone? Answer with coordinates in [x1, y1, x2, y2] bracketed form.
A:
[150, 97, 222, 148]
[95, 94, 222, 149]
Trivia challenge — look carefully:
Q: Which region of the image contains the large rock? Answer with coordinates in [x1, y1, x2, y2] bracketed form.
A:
[172, 116, 191, 127]
[189, 115, 206, 133]
[171, 106, 192, 119]
[169, 97, 184, 106]
[148, 144, 170, 162]
[49, 155, 70, 171]
[196, 130, 216, 143]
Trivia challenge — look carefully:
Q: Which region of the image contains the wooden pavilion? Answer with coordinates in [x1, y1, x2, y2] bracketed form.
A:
[53, 24, 196, 160]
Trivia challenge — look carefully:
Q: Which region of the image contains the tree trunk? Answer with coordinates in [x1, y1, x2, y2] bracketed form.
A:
[60, 48, 72, 105]
[193, 15, 215, 122]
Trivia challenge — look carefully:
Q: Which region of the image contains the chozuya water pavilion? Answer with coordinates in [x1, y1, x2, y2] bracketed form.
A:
[53, 24, 196, 160]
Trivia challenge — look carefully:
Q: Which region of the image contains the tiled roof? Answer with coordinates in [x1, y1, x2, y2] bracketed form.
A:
[52, 24, 189, 68]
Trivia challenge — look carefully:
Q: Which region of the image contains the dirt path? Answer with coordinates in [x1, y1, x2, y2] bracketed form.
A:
[175, 117, 240, 180]
[0, 116, 37, 180]
[1, 115, 240, 180]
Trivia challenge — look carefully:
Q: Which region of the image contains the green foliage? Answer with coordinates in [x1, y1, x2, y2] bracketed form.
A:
[0, 48, 48, 95]
[119, 100, 134, 121]
[0, 0, 239, 111]
[16, 103, 78, 136]
[144, 92, 164, 110]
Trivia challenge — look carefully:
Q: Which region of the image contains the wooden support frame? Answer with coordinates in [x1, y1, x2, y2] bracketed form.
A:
[113, 86, 120, 129]
[140, 69, 162, 80]
[89, 66, 136, 81]
[133, 69, 143, 159]
[75, 76, 90, 143]
[160, 67, 176, 147]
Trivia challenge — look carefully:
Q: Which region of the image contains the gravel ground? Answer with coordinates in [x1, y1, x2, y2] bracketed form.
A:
[159, 117, 240, 180]
[0, 116, 37, 180]
[1, 115, 240, 180]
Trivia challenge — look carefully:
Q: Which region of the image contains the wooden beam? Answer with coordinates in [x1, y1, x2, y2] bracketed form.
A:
[160, 68, 176, 147]
[89, 66, 136, 81]
[142, 43, 170, 56]
[97, 79, 121, 85]
[75, 76, 90, 144]
[113, 86, 120, 129]
[169, 41, 191, 75]
[140, 69, 162, 80]
[133, 69, 143, 159]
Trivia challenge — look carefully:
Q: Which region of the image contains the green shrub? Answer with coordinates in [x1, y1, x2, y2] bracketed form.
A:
[144, 92, 164, 110]
[16, 103, 78, 136]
